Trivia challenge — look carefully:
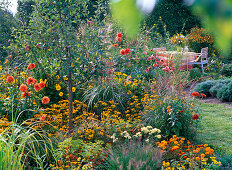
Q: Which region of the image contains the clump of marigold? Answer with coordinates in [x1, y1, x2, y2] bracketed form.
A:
[191, 92, 199, 97]
[6, 76, 14, 83]
[42, 96, 50, 104]
[19, 84, 27, 92]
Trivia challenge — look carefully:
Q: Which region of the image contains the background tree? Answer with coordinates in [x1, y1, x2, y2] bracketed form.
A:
[0, 2, 18, 61]
[9, 0, 110, 133]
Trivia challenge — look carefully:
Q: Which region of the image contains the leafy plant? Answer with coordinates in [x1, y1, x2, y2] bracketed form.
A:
[142, 94, 198, 140]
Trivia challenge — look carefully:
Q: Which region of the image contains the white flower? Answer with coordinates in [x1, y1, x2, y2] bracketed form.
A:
[141, 127, 149, 133]
[145, 138, 149, 142]
[134, 132, 142, 137]
[155, 135, 161, 139]
[149, 128, 158, 134]
[146, 126, 153, 129]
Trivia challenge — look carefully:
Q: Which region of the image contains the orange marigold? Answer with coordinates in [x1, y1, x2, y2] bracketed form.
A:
[30, 63, 35, 69]
[41, 96, 50, 104]
[39, 82, 45, 88]
[27, 77, 36, 85]
[120, 49, 125, 55]
[19, 84, 27, 92]
[117, 37, 122, 42]
[40, 114, 47, 121]
[117, 33, 122, 37]
[34, 83, 42, 92]
[192, 114, 199, 120]
[191, 92, 199, 97]
[6, 76, 14, 83]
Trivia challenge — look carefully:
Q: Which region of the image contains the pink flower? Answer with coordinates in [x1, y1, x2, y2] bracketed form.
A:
[163, 63, 168, 67]
[143, 51, 147, 55]
[162, 66, 170, 72]
[150, 55, 155, 60]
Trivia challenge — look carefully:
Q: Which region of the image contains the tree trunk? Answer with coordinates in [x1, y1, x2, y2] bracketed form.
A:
[68, 69, 73, 134]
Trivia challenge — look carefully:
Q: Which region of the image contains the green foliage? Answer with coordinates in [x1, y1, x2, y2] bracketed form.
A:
[216, 81, 232, 102]
[53, 137, 110, 169]
[220, 64, 232, 77]
[17, 0, 35, 26]
[0, 6, 17, 61]
[106, 141, 162, 169]
[209, 79, 231, 97]
[193, 80, 215, 96]
[188, 68, 202, 81]
[142, 95, 198, 140]
[0, 123, 53, 169]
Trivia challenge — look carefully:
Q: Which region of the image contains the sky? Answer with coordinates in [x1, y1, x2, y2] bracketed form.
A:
[0, 0, 18, 15]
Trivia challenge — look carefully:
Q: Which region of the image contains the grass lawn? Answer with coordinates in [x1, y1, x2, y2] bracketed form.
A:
[197, 102, 232, 155]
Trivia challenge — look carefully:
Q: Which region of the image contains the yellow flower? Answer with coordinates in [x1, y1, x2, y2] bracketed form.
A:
[56, 84, 61, 91]
[72, 87, 76, 92]
[59, 92, 63, 96]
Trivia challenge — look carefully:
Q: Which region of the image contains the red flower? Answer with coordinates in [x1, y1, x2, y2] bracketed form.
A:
[30, 63, 35, 69]
[125, 48, 130, 54]
[117, 37, 122, 42]
[40, 114, 47, 121]
[22, 92, 30, 98]
[192, 114, 199, 120]
[191, 92, 199, 97]
[6, 76, 14, 83]
[19, 84, 27, 92]
[41, 96, 50, 104]
[180, 110, 184, 113]
[114, 44, 118, 47]
[39, 82, 45, 89]
[34, 83, 42, 92]
[117, 33, 122, 37]
[120, 49, 125, 55]
[27, 77, 36, 85]
[200, 93, 206, 98]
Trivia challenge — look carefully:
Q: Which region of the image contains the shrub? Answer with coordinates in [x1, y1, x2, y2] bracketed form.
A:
[209, 79, 232, 97]
[217, 81, 232, 102]
[193, 80, 216, 97]
[142, 94, 198, 140]
[188, 67, 202, 81]
[220, 64, 232, 77]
